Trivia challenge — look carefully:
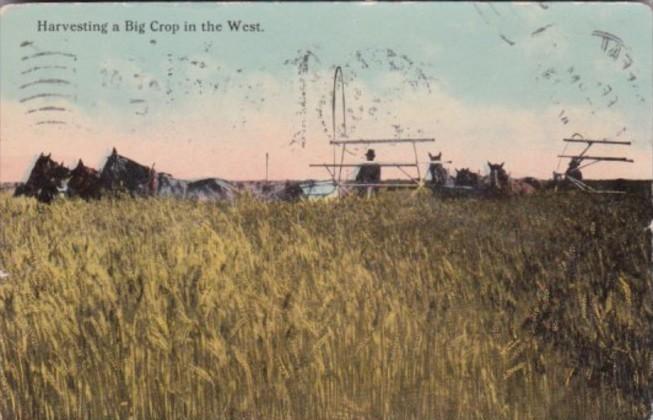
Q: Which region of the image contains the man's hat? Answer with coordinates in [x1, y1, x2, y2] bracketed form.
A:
[365, 149, 376, 161]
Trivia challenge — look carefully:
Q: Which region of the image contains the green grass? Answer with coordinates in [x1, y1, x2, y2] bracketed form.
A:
[0, 191, 651, 419]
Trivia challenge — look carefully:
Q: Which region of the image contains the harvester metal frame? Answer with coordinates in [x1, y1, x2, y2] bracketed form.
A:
[309, 66, 434, 197]
[554, 134, 633, 194]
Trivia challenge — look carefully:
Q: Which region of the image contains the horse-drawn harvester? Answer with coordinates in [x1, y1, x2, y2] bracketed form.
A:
[554, 134, 634, 194]
[308, 66, 435, 198]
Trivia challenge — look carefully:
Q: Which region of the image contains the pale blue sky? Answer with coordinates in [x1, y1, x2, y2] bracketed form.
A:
[1, 2, 651, 180]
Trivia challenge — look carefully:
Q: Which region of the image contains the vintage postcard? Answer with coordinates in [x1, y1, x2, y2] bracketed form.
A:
[0, 2, 652, 419]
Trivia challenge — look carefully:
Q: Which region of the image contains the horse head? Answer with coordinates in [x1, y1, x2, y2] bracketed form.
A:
[455, 168, 479, 187]
[485, 162, 537, 196]
[428, 152, 442, 162]
[69, 159, 102, 199]
[428, 152, 448, 186]
[71, 159, 98, 177]
[100, 148, 153, 194]
[16, 153, 71, 203]
[487, 161, 508, 190]
[34, 153, 70, 181]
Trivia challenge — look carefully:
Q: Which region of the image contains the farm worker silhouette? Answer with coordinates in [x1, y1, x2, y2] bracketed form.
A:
[355, 149, 381, 197]
[565, 157, 583, 181]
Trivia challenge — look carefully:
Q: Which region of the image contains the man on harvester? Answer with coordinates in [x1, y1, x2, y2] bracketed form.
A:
[565, 157, 583, 181]
[355, 149, 381, 197]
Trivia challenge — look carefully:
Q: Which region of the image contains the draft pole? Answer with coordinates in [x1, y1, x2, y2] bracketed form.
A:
[337, 144, 347, 189]
[412, 141, 421, 181]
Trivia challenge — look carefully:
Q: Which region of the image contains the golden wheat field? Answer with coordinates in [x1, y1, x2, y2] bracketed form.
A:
[0, 191, 651, 419]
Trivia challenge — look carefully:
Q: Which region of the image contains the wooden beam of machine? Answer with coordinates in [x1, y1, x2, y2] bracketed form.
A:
[330, 138, 435, 145]
[557, 155, 634, 162]
[310, 163, 418, 167]
[563, 138, 632, 145]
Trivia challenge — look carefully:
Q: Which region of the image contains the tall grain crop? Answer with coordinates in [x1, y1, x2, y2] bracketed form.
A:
[0, 191, 650, 419]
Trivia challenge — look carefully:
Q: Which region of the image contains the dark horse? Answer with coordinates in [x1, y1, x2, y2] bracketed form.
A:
[158, 175, 301, 202]
[427, 152, 450, 188]
[101, 148, 155, 196]
[68, 159, 102, 200]
[277, 182, 305, 202]
[257, 181, 304, 202]
[185, 177, 236, 202]
[14, 153, 71, 203]
[486, 162, 537, 195]
[101, 148, 236, 201]
[454, 168, 481, 188]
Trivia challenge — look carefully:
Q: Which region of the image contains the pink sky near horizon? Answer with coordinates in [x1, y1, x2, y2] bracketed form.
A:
[1, 95, 651, 183]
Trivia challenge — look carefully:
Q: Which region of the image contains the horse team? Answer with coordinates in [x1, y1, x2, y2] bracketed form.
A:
[427, 153, 549, 196]
[14, 148, 563, 204]
[14, 148, 303, 203]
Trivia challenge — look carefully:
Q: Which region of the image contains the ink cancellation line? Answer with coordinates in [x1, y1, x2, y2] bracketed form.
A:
[22, 51, 77, 61]
[20, 93, 76, 103]
[26, 106, 69, 114]
[21, 66, 75, 75]
[20, 79, 73, 89]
